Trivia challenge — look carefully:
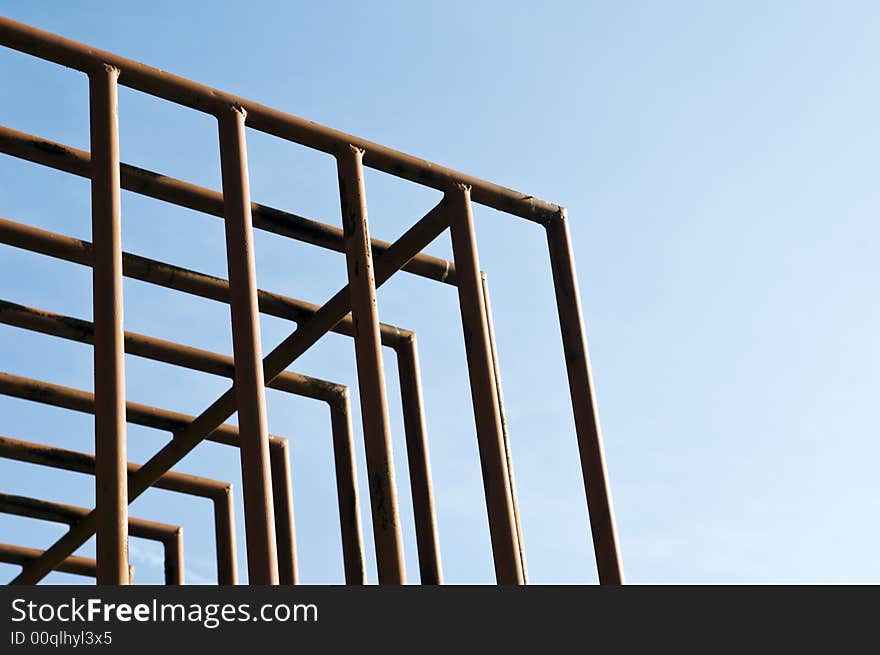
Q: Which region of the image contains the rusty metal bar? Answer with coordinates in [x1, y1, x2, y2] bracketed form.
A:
[0, 435, 237, 584]
[447, 184, 522, 584]
[11, 199, 448, 585]
[88, 62, 128, 586]
[395, 334, 442, 584]
[213, 485, 237, 585]
[328, 391, 366, 584]
[0, 371, 291, 583]
[0, 217, 439, 581]
[337, 145, 405, 584]
[0, 125, 455, 285]
[165, 526, 185, 586]
[0, 493, 183, 584]
[481, 272, 528, 583]
[545, 212, 623, 585]
[0, 300, 364, 583]
[217, 105, 278, 585]
[0, 218, 440, 581]
[0, 543, 113, 579]
[0, 17, 561, 223]
[0, 17, 624, 588]
[0, 371, 269, 449]
[0, 299, 342, 403]
[0, 215, 416, 349]
[269, 439, 297, 585]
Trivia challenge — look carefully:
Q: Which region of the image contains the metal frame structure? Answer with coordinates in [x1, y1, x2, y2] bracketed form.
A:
[0, 492, 184, 584]
[0, 16, 622, 585]
[0, 543, 134, 581]
[0, 436, 237, 583]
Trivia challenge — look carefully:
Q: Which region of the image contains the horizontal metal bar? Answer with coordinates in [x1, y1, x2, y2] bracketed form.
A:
[0, 370, 280, 449]
[0, 435, 228, 499]
[0, 492, 179, 542]
[0, 492, 183, 584]
[0, 301, 367, 584]
[0, 435, 236, 584]
[11, 198, 449, 584]
[0, 17, 561, 223]
[0, 223, 436, 583]
[0, 299, 344, 407]
[0, 215, 415, 349]
[0, 125, 456, 284]
[0, 543, 107, 579]
[0, 299, 371, 586]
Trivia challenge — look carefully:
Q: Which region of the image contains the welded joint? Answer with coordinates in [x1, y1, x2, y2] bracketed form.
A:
[90, 63, 120, 79]
[213, 483, 234, 504]
[438, 259, 451, 283]
[221, 104, 248, 121]
[337, 143, 366, 160]
[538, 205, 568, 228]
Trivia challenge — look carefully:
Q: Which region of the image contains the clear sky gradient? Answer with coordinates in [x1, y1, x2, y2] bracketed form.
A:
[1, 1, 878, 584]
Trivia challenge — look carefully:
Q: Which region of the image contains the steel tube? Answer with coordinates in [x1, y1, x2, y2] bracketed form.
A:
[269, 439, 297, 585]
[218, 106, 278, 585]
[0, 216, 437, 580]
[0, 493, 184, 584]
[0, 435, 236, 584]
[13, 200, 448, 585]
[337, 145, 405, 584]
[481, 272, 528, 583]
[0, 125, 455, 284]
[447, 185, 522, 584]
[0, 371, 267, 449]
[0, 17, 560, 223]
[328, 391, 366, 584]
[0, 544, 105, 579]
[395, 334, 443, 584]
[0, 215, 417, 349]
[0, 300, 364, 584]
[545, 212, 624, 584]
[88, 63, 128, 586]
[0, 372, 288, 583]
[0, 299, 343, 404]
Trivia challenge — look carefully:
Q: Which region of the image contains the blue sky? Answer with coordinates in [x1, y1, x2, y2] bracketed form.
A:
[1, 1, 878, 584]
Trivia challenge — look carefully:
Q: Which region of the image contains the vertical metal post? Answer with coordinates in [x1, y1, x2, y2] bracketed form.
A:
[164, 528, 184, 585]
[329, 393, 367, 584]
[545, 210, 624, 584]
[214, 486, 238, 585]
[217, 105, 279, 585]
[395, 337, 443, 584]
[89, 63, 129, 586]
[336, 145, 406, 584]
[447, 184, 523, 585]
[270, 440, 298, 584]
[481, 272, 528, 583]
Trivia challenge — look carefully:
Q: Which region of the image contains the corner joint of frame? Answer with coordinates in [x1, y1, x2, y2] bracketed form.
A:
[329, 384, 350, 408]
[336, 144, 365, 161]
[541, 205, 568, 229]
[228, 104, 248, 120]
